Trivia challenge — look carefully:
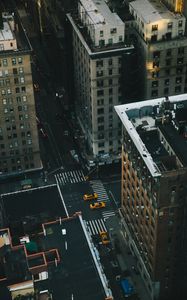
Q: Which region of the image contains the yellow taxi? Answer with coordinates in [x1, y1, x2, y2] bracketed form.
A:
[90, 201, 106, 210]
[100, 231, 110, 245]
[83, 193, 98, 201]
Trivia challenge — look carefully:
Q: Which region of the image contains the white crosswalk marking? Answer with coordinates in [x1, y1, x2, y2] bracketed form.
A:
[55, 169, 86, 185]
[90, 180, 110, 202]
[102, 210, 116, 220]
[86, 219, 107, 236]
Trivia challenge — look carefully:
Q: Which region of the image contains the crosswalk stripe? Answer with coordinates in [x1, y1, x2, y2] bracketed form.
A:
[90, 220, 97, 235]
[54, 169, 86, 185]
[98, 219, 107, 232]
[86, 219, 108, 236]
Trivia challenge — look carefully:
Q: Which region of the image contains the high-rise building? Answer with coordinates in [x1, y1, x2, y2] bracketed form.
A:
[124, 0, 187, 100]
[0, 12, 42, 177]
[115, 94, 187, 300]
[67, 0, 133, 164]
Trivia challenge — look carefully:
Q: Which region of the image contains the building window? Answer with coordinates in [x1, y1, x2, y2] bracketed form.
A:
[97, 90, 104, 96]
[100, 30, 103, 37]
[15, 87, 20, 93]
[98, 133, 104, 140]
[97, 80, 103, 87]
[20, 77, 25, 83]
[98, 108, 104, 114]
[19, 67, 24, 74]
[1, 89, 6, 95]
[13, 68, 17, 75]
[108, 38, 113, 45]
[166, 49, 171, 56]
[165, 79, 170, 85]
[175, 86, 181, 93]
[152, 81, 158, 87]
[110, 28, 117, 34]
[109, 69, 112, 75]
[165, 69, 170, 75]
[167, 22, 173, 30]
[96, 70, 103, 77]
[152, 24, 158, 31]
[178, 20, 183, 27]
[177, 58, 183, 64]
[99, 40, 105, 47]
[12, 58, 16, 65]
[176, 67, 183, 74]
[109, 97, 113, 104]
[96, 60, 103, 67]
[178, 47, 184, 55]
[109, 79, 113, 85]
[178, 30, 183, 37]
[18, 57, 23, 64]
[152, 71, 159, 78]
[119, 35, 123, 42]
[14, 78, 19, 84]
[108, 59, 113, 66]
[151, 35, 157, 42]
[3, 59, 8, 66]
[97, 99, 104, 105]
[0, 44, 4, 51]
[153, 51, 160, 58]
[21, 86, 26, 93]
[164, 88, 169, 95]
[166, 59, 171, 66]
[151, 90, 158, 97]
[98, 125, 104, 131]
[98, 116, 104, 123]
[176, 77, 182, 84]
[98, 142, 104, 147]
[109, 88, 113, 95]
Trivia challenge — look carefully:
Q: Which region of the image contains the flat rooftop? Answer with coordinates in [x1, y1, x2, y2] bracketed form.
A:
[80, 0, 123, 28]
[130, 0, 183, 23]
[0, 184, 68, 235]
[35, 214, 111, 300]
[0, 214, 112, 300]
[115, 94, 187, 176]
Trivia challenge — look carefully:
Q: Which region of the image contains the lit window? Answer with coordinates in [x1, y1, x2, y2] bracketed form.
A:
[18, 57, 23, 64]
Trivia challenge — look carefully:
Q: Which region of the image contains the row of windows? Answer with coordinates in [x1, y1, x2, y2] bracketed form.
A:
[0, 66, 24, 77]
[152, 66, 184, 78]
[98, 36, 123, 46]
[152, 20, 183, 32]
[0, 57, 23, 67]
[96, 78, 120, 87]
[153, 47, 184, 59]
[0, 163, 35, 173]
[151, 86, 182, 97]
[153, 57, 184, 68]
[152, 77, 183, 87]
[96, 68, 122, 77]
[96, 57, 122, 67]
[3, 105, 28, 114]
[1, 86, 26, 95]
[99, 28, 117, 37]
[2, 96, 27, 105]
[97, 87, 121, 96]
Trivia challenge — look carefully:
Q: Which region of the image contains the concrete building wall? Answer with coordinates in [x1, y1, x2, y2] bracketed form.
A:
[0, 52, 41, 175]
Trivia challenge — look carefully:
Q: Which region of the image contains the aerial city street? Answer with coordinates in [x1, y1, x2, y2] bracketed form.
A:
[0, 0, 187, 300]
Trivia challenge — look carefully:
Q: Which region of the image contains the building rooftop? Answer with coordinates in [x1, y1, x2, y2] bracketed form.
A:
[0, 184, 68, 235]
[0, 213, 112, 300]
[115, 94, 187, 177]
[0, 10, 32, 56]
[130, 0, 183, 23]
[80, 0, 123, 28]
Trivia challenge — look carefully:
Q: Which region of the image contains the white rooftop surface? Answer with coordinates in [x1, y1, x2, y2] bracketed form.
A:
[80, 0, 123, 28]
[130, 0, 178, 24]
[0, 21, 14, 42]
[115, 94, 187, 177]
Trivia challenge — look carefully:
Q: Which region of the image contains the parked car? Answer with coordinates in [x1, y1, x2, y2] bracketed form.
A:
[83, 193, 98, 201]
[90, 201, 106, 210]
[100, 231, 110, 245]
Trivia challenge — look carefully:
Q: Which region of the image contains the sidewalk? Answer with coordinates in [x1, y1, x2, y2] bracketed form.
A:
[105, 215, 151, 300]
